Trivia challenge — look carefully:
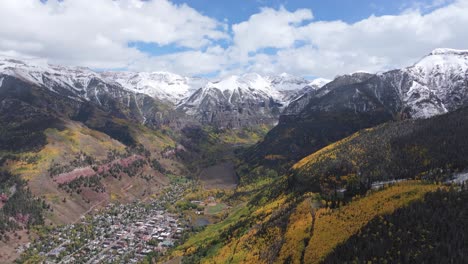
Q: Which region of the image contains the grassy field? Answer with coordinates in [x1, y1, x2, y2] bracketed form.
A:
[206, 203, 227, 215]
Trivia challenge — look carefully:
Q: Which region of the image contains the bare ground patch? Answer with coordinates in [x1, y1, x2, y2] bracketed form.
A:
[0, 230, 30, 264]
[199, 162, 238, 190]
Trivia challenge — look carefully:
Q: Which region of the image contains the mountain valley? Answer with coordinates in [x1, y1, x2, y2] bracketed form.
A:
[1, 48, 468, 264]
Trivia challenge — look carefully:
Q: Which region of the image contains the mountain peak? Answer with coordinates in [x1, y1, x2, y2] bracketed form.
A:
[412, 47, 468, 73]
[309, 78, 331, 88]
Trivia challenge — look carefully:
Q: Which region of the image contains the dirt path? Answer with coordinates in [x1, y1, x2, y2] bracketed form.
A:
[73, 198, 108, 224]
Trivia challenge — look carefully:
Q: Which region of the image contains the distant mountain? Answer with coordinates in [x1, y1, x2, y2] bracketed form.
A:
[177, 73, 313, 128]
[0, 57, 183, 150]
[101, 71, 208, 104]
[0, 56, 318, 129]
[245, 48, 468, 167]
[309, 77, 332, 89]
[268, 72, 314, 91]
[400, 48, 468, 118]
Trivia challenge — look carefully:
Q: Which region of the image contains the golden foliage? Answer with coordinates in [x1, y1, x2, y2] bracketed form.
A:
[303, 182, 442, 263]
[292, 132, 360, 170]
[276, 198, 314, 264]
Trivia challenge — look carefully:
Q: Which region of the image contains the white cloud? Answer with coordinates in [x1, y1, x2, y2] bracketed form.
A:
[0, 0, 468, 78]
[0, 0, 227, 69]
[231, 6, 313, 56]
[129, 48, 229, 76]
[231, 0, 468, 78]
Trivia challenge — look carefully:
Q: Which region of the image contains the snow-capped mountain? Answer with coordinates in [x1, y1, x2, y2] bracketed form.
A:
[252, 49, 468, 164]
[0, 56, 314, 128]
[178, 73, 287, 128]
[100, 71, 208, 104]
[101, 71, 313, 127]
[269, 72, 313, 91]
[4, 48, 466, 129]
[401, 48, 468, 118]
[281, 48, 468, 119]
[0, 56, 186, 128]
[0, 57, 111, 102]
[309, 78, 331, 89]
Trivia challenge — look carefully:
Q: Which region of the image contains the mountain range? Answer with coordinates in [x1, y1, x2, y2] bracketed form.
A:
[0, 57, 331, 129]
[246, 48, 468, 167]
[2, 48, 468, 263]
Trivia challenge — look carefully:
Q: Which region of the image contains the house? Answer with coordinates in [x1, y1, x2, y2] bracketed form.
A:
[48, 246, 66, 258]
[160, 240, 174, 247]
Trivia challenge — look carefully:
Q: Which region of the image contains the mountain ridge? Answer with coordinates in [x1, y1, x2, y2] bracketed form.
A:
[0, 56, 320, 128]
[244, 48, 468, 167]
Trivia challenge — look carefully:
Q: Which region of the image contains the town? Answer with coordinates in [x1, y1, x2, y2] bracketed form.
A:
[18, 183, 190, 263]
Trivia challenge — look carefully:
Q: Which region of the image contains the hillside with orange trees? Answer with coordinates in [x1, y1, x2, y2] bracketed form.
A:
[166, 181, 442, 264]
[292, 107, 468, 196]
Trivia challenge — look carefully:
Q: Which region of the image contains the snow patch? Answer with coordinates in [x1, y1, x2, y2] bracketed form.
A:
[446, 172, 468, 184]
[309, 78, 331, 88]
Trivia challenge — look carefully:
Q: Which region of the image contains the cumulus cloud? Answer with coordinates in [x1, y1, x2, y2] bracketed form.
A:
[231, 7, 313, 56]
[0, 0, 227, 69]
[129, 47, 229, 76]
[0, 0, 468, 78]
[231, 0, 468, 78]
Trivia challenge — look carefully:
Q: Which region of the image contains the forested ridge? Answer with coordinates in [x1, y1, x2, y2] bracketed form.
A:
[292, 107, 468, 196]
[323, 187, 468, 263]
[0, 171, 47, 240]
[168, 106, 468, 264]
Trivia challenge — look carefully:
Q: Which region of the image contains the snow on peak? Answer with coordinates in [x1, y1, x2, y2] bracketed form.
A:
[0, 56, 103, 98]
[411, 47, 468, 77]
[402, 48, 468, 118]
[208, 75, 242, 91]
[205, 73, 280, 99]
[309, 78, 331, 88]
[101, 71, 208, 104]
[0, 55, 317, 109]
[269, 73, 311, 91]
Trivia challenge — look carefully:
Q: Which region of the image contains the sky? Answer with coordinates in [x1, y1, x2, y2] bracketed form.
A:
[0, 0, 467, 79]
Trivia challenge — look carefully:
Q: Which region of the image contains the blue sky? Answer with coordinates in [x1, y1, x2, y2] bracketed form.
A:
[170, 0, 449, 24]
[141, 0, 455, 59]
[1, 0, 465, 78]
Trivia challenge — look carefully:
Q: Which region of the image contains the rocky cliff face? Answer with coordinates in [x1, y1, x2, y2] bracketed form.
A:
[0, 57, 316, 129]
[3, 48, 466, 132]
[177, 74, 285, 128]
[284, 48, 468, 120]
[245, 48, 468, 167]
[0, 58, 197, 130]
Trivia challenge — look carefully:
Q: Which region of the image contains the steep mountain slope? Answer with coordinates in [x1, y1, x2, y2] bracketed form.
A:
[0, 58, 183, 130]
[402, 48, 468, 117]
[268, 72, 315, 91]
[170, 105, 468, 264]
[101, 71, 208, 104]
[284, 72, 372, 115]
[103, 71, 315, 128]
[178, 74, 290, 128]
[292, 106, 468, 195]
[0, 58, 191, 230]
[0, 56, 316, 129]
[324, 188, 468, 264]
[245, 49, 468, 168]
[244, 72, 389, 167]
